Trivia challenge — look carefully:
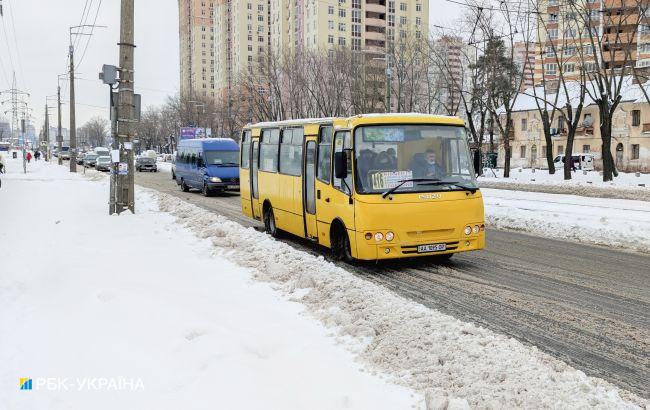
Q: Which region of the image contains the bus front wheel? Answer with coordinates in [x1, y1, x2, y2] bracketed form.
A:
[264, 206, 281, 238]
[331, 227, 353, 263]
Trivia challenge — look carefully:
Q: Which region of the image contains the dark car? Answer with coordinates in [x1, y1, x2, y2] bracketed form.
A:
[83, 153, 99, 168]
[136, 156, 157, 172]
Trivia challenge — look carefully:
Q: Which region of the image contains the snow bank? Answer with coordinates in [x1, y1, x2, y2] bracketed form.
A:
[479, 168, 650, 201]
[155, 191, 647, 408]
[483, 188, 650, 253]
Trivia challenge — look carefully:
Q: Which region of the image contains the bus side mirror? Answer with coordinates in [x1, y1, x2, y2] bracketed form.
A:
[334, 151, 348, 179]
[473, 150, 482, 177]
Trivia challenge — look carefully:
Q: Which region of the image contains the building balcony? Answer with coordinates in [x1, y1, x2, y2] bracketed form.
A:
[365, 2, 386, 14]
[365, 17, 386, 28]
[643, 123, 650, 133]
[365, 30, 386, 41]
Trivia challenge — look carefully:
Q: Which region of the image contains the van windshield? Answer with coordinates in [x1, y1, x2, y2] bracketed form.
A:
[205, 150, 239, 166]
[354, 124, 476, 194]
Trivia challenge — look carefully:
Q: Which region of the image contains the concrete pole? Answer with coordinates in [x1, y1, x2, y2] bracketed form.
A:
[116, 0, 135, 213]
[69, 45, 77, 172]
[44, 103, 49, 161]
[57, 85, 63, 166]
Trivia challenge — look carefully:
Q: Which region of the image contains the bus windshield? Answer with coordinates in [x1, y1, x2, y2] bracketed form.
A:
[354, 124, 476, 194]
[205, 150, 239, 166]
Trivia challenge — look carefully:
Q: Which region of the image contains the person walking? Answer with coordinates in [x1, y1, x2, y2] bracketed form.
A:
[26, 151, 32, 164]
[0, 152, 5, 174]
[35, 150, 41, 161]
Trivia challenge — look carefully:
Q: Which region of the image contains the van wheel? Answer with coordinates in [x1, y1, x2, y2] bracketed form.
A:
[331, 227, 354, 263]
[263, 206, 281, 238]
[172, 171, 176, 180]
[202, 183, 213, 197]
[180, 180, 189, 192]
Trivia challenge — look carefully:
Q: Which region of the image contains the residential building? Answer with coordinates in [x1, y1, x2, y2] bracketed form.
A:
[514, 41, 536, 90]
[498, 81, 650, 172]
[178, 0, 216, 99]
[430, 36, 475, 115]
[534, 0, 650, 84]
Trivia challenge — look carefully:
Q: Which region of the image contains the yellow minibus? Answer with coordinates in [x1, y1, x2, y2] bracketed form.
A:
[240, 114, 485, 262]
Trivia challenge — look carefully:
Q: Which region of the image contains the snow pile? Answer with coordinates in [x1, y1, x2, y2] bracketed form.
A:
[479, 168, 650, 201]
[156, 192, 647, 408]
[483, 188, 650, 253]
[0, 158, 419, 410]
[156, 161, 172, 173]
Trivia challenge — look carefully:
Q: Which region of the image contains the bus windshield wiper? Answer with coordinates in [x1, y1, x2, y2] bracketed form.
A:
[381, 178, 441, 198]
[417, 180, 478, 193]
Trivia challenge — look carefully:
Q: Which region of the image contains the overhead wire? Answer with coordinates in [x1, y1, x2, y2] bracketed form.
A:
[6, 0, 27, 90]
[76, 0, 103, 70]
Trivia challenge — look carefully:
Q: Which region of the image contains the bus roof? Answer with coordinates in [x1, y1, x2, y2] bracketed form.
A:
[246, 113, 465, 130]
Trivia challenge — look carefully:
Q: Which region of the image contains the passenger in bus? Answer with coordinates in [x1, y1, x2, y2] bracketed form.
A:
[373, 151, 395, 171]
[357, 149, 376, 184]
[386, 148, 398, 169]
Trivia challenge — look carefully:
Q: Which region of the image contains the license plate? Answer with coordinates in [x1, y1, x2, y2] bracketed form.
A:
[227, 185, 240, 190]
[417, 243, 447, 253]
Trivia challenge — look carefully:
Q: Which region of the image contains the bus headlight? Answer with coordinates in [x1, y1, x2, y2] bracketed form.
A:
[374, 232, 384, 242]
[473, 225, 480, 234]
[209, 177, 221, 183]
[464, 226, 472, 235]
[385, 231, 394, 241]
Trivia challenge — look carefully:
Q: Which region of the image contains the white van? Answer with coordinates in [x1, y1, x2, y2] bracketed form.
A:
[554, 153, 594, 171]
[94, 147, 110, 157]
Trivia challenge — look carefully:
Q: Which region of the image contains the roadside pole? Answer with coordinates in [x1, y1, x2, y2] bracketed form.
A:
[116, 0, 135, 214]
[69, 45, 77, 173]
[57, 82, 63, 166]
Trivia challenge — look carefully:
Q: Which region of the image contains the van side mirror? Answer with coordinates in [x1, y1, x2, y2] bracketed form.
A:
[334, 151, 348, 179]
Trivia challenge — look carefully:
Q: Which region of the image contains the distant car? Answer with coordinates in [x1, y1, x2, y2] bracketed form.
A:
[136, 156, 157, 172]
[95, 156, 112, 172]
[76, 153, 87, 165]
[83, 153, 99, 168]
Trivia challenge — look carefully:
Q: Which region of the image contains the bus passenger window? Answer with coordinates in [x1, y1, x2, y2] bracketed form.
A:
[260, 129, 280, 172]
[241, 131, 251, 169]
[279, 128, 303, 176]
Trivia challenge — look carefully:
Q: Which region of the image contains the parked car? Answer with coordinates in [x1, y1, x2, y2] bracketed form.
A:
[95, 156, 112, 172]
[94, 147, 110, 157]
[554, 153, 595, 171]
[136, 156, 157, 172]
[59, 147, 71, 160]
[83, 153, 99, 168]
[76, 153, 87, 165]
[175, 138, 240, 196]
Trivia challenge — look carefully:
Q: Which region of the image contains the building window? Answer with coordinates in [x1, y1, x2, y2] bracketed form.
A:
[416, 3, 422, 11]
[632, 110, 641, 126]
[338, 37, 346, 46]
[400, 2, 407, 11]
[328, 35, 334, 44]
[582, 145, 590, 153]
[545, 63, 557, 75]
[557, 145, 564, 155]
[328, 6, 334, 14]
[388, 1, 395, 13]
[328, 20, 334, 30]
[548, 29, 558, 39]
[400, 16, 407, 25]
[521, 118, 527, 131]
[339, 8, 346, 18]
[339, 22, 346, 32]
[632, 144, 640, 160]
[520, 146, 527, 158]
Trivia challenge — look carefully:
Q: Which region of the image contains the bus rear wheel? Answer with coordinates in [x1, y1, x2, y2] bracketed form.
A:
[263, 206, 281, 238]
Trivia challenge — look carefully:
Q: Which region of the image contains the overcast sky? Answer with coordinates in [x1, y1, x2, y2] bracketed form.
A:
[0, 0, 460, 135]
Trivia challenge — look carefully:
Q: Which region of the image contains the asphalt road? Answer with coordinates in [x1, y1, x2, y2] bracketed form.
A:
[134, 168, 650, 399]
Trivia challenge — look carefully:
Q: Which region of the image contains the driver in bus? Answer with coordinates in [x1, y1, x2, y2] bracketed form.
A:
[422, 148, 444, 179]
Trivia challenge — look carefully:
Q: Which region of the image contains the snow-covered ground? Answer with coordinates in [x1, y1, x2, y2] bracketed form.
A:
[0, 156, 418, 410]
[156, 160, 172, 173]
[1, 155, 647, 409]
[479, 168, 650, 201]
[482, 188, 650, 253]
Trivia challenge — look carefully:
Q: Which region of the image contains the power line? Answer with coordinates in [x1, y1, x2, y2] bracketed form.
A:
[74, 0, 92, 50]
[6, 0, 27, 90]
[76, 0, 103, 70]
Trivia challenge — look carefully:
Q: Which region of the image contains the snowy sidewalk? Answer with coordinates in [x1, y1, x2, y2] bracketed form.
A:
[0, 157, 417, 410]
[482, 188, 650, 253]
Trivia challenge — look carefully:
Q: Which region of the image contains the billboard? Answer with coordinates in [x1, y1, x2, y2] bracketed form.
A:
[180, 127, 212, 140]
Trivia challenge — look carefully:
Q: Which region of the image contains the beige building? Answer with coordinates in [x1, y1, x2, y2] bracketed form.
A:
[178, 0, 216, 99]
[499, 85, 650, 172]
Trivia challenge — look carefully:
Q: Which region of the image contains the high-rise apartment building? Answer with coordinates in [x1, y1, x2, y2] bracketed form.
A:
[180, 1, 430, 99]
[179, 0, 216, 99]
[534, 0, 650, 84]
[514, 41, 536, 90]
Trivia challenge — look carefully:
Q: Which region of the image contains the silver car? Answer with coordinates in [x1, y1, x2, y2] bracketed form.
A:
[95, 156, 112, 172]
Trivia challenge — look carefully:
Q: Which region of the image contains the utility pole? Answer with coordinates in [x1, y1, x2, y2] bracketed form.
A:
[44, 103, 49, 160]
[57, 82, 63, 165]
[69, 44, 77, 172]
[116, 0, 135, 213]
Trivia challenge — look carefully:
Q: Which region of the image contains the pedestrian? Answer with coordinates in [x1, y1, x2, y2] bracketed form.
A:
[35, 150, 41, 161]
[26, 151, 32, 164]
[0, 152, 4, 174]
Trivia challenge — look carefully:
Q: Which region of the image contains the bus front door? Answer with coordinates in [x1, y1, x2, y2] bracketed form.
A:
[251, 140, 261, 220]
[304, 140, 318, 239]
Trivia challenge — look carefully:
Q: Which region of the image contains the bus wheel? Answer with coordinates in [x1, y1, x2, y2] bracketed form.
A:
[180, 180, 189, 192]
[202, 183, 213, 197]
[264, 206, 280, 238]
[331, 228, 353, 263]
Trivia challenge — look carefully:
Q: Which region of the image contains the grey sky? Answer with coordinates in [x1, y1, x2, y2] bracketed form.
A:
[0, 0, 460, 135]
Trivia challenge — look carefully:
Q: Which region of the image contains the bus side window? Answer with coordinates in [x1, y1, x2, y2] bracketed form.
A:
[260, 129, 280, 172]
[241, 131, 251, 169]
[317, 125, 333, 184]
[333, 131, 352, 194]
